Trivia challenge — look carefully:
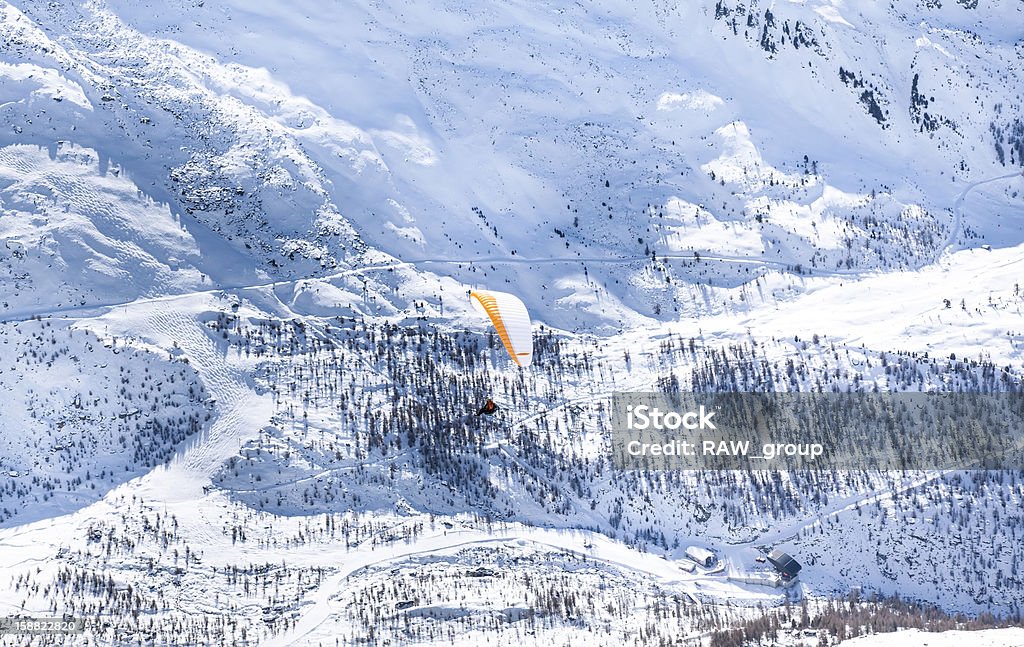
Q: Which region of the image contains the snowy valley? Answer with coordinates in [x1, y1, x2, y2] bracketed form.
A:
[1, 0, 1024, 645]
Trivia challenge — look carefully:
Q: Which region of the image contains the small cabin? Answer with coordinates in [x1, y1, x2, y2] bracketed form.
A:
[767, 549, 802, 579]
[685, 546, 716, 567]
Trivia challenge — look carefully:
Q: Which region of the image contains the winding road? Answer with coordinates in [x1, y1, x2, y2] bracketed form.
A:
[941, 170, 1023, 259]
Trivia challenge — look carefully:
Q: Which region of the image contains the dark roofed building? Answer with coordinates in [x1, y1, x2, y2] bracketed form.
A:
[767, 550, 802, 579]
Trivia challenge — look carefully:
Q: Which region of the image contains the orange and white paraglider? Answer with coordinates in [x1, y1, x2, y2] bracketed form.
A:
[469, 289, 533, 415]
[469, 289, 533, 367]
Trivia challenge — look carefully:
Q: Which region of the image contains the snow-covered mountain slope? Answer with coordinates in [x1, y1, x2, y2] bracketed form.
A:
[2, 0, 1022, 327]
[1, 0, 1024, 645]
[0, 141, 265, 315]
[0, 291, 1019, 645]
[0, 318, 208, 527]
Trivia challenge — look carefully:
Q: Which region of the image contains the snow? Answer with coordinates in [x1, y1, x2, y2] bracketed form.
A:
[656, 90, 725, 112]
[842, 628, 1024, 647]
[0, 60, 91, 109]
[0, 0, 1023, 644]
[814, 4, 856, 29]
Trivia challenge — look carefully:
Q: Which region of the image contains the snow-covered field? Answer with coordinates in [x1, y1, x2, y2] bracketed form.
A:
[843, 628, 1024, 647]
[1, 0, 1023, 645]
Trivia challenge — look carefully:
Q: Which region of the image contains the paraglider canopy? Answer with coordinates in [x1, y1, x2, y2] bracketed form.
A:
[469, 289, 533, 367]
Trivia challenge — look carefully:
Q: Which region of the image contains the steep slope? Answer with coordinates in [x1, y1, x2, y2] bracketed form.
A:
[3, 0, 1022, 328]
[0, 319, 208, 527]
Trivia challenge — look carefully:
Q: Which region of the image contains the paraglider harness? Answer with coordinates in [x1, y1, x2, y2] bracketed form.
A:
[476, 399, 499, 416]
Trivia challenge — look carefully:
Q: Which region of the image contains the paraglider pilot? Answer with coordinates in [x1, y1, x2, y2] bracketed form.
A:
[477, 399, 499, 416]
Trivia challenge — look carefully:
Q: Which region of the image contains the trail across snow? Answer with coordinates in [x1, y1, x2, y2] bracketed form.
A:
[942, 170, 1024, 258]
[0, 247, 876, 329]
[73, 296, 276, 497]
[6, 169, 1019, 332]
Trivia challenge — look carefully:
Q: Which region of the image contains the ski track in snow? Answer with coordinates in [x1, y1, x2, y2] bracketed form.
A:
[943, 170, 1024, 259]
[59, 296, 278, 522]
